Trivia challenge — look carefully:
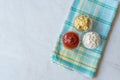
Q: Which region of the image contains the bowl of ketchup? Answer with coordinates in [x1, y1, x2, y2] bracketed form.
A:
[62, 31, 80, 49]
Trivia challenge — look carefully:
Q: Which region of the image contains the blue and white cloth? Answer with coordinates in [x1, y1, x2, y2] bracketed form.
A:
[52, 0, 119, 78]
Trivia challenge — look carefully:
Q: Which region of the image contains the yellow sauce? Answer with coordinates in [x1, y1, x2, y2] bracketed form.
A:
[74, 15, 90, 31]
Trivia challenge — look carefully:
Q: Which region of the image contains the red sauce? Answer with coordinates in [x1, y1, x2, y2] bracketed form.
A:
[62, 31, 80, 49]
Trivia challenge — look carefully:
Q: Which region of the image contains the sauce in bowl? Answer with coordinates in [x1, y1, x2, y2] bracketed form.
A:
[62, 32, 80, 49]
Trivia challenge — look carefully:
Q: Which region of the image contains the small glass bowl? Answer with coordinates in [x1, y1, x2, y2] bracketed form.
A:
[74, 15, 93, 32]
[62, 31, 81, 50]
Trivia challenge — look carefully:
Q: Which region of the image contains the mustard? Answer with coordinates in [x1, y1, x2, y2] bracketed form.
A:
[74, 15, 90, 31]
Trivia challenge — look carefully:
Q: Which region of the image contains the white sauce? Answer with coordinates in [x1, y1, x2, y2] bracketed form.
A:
[83, 32, 101, 49]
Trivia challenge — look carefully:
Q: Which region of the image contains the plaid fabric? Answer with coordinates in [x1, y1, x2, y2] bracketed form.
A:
[52, 0, 119, 78]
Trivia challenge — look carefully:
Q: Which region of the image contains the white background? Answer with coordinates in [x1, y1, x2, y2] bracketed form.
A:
[0, 0, 120, 80]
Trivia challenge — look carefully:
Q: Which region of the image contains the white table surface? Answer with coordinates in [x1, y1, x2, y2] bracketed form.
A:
[0, 0, 120, 80]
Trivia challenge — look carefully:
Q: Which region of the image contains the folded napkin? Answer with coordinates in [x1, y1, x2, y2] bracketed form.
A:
[52, 0, 119, 78]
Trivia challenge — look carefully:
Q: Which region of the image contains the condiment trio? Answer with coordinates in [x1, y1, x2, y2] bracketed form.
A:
[62, 15, 101, 50]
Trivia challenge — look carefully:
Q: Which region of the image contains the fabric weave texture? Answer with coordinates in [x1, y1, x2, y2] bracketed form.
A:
[52, 0, 119, 78]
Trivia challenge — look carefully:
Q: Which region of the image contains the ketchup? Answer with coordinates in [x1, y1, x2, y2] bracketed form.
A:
[62, 31, 80, 49]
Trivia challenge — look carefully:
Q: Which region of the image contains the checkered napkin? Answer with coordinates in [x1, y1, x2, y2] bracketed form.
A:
[52, 0, 119, 78]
